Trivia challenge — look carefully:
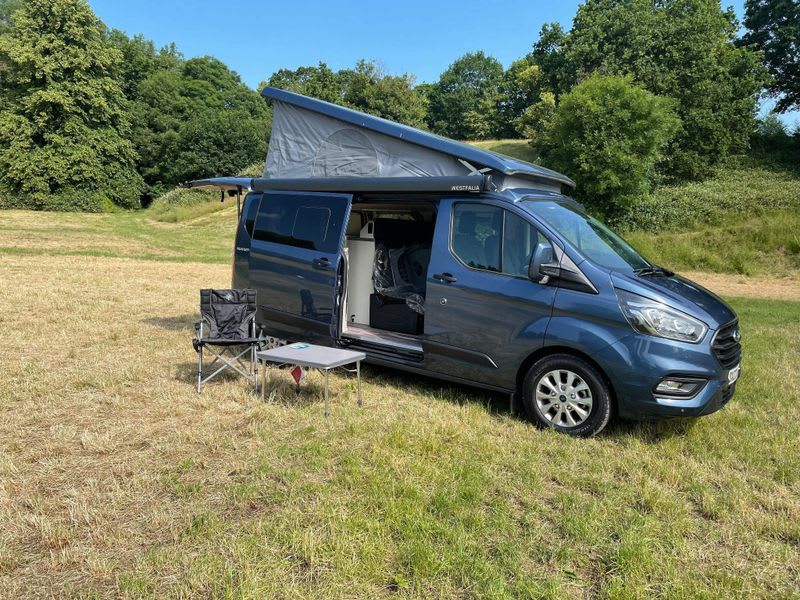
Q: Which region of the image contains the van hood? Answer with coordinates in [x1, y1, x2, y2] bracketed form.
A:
[610, 271, 736, 330]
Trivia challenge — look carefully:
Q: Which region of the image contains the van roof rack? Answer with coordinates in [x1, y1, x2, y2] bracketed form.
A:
[183, 175, 487, 195]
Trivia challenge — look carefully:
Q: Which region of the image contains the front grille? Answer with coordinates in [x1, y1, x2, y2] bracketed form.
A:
[712, 321, 742, 369]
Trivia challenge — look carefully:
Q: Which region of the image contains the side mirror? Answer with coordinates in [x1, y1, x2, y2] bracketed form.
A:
[529, 241, 557, 283]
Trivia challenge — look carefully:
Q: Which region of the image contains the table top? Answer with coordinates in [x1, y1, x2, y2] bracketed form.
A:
[257, 343, 366, 369]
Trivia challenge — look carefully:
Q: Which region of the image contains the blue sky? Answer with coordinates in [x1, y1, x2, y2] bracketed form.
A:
[89, 0, 797, 126]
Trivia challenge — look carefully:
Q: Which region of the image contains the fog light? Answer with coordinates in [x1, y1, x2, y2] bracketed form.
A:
[654, 378, 705, 397]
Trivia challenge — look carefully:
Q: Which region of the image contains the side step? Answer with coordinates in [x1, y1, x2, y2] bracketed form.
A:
[340, 337, 424, 363]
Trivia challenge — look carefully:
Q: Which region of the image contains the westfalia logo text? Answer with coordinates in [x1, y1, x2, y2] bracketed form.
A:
[450, 185, 480, 191]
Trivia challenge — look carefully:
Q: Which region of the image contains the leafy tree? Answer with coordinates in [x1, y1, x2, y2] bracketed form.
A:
[426, 51, 504, 139]
[0, 0, 21, 34]
[742, 0, 800, 112]
[263, 60, 427, 128]
[0, 0, 142, 210]
[529, 23, 570, 98]
[338, 60, 427, 128]
[538, 74, 679, 215]
[108, 30, 181, 99]
[559, 0, 768, 180]
[263, 63, 343, 103]
[130, 55, 270, 197]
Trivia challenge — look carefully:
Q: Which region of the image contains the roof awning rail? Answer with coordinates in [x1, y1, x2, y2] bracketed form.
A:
[184, 175, 487, 195]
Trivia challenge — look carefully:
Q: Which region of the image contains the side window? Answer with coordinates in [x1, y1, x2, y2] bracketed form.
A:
[241, 193, 261, 237]
[452, 203, 545, 277]
[503, 211, 541, 277]
[253, 193, 347, 253]
[452, 204, 502, 272]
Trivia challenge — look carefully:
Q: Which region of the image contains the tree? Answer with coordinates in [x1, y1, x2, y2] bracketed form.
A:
[538, 74, 679, 215]
[742, 0, 800, 112]
[426, 51, 504, 139]
[0, 0, 21, 34]
[130, 55, 270, 196]
[559, 0, 768, 180]
[108, 29, 181, 99]
[263, 60, 428, 128]
[338, 60, 427, 128]
[529, 23, 570, 99]
[263, 63, 343, 103]
[0, 0, 142, 210]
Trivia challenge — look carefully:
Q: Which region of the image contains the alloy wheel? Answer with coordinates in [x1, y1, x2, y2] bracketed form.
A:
[535, 369, 594, 428]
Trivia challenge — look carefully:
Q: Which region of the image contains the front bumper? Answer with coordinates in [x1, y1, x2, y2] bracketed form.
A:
[594, 332, 739, 420]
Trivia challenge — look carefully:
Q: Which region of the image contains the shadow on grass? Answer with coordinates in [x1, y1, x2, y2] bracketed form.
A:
[143, 314, 196, 331]
[606, 416, 697, 441]
[175, 357, 701, 439]
[362, 363, 512, 416]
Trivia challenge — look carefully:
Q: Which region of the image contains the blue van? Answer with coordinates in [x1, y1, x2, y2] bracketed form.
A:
[189, 88, 741, 436]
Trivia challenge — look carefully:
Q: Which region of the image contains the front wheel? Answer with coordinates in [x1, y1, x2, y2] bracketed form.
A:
[522, 354, 613, 437]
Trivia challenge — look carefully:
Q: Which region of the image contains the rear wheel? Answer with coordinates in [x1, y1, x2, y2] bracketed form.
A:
[522, 354, 612, 437]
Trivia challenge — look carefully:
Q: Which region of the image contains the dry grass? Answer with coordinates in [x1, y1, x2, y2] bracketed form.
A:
[683, 271, 800, 302]
[1, 211, 799, 598]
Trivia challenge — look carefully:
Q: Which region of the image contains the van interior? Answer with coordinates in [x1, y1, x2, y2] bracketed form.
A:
[340, 199, 437, 352]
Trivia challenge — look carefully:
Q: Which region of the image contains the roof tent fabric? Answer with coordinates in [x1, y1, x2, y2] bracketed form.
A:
[261, 87, 575, 192]
[266, 100, 468, 179]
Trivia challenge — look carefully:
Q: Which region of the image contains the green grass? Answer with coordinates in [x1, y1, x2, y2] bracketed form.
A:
[115, 295, 800, 598]
[0, 208, 236, 264]
[626, 210, 800, 275]
[470, 139, 541, 164]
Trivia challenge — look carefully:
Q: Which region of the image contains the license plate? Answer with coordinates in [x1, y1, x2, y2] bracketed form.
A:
[727, 363, 741, 385]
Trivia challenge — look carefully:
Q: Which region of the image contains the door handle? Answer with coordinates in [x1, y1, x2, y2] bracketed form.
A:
[312, 257, 330, 269]
[433, 272, 457, 283]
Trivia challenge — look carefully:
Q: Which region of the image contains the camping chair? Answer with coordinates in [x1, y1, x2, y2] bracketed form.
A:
[193, 289, 261, 392]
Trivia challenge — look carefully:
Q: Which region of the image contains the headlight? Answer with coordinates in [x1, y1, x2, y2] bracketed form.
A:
[615, 289, 708, 343]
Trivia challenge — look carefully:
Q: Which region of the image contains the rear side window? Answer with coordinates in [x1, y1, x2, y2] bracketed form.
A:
[253, 193, 347, 253]
[241, 193, 261, 237]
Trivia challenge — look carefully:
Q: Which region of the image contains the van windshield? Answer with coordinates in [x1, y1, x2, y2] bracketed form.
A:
[525, 200, 650, 271]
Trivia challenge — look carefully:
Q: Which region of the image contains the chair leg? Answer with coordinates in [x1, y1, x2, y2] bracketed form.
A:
[197, 345, 203, 393]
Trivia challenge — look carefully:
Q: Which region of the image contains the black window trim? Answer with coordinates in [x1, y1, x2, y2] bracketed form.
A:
[251, 190, 352, 254]
[241, 192, 263, 238]
[448, 201, 549, 281]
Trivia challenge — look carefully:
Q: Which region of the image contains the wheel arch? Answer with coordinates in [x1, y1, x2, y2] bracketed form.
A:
[515, 345, 618, 410]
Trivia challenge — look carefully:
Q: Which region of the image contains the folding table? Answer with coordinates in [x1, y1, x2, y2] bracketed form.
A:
[256, 344, 367, 416]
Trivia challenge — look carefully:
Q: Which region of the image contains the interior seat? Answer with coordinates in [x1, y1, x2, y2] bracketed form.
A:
[453, 212, 486, 268]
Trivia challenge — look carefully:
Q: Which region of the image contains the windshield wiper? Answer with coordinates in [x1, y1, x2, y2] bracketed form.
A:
[634, 265, 674, 277]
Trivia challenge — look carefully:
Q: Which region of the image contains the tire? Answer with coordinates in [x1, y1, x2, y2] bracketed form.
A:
[521, 353, 613, 437]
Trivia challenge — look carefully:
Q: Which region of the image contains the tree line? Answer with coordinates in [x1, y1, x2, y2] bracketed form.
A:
[0, 0, 797, 213]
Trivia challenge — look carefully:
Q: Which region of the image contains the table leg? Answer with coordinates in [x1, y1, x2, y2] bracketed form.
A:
[261, 360, 266, 401]
[324, 369, 329, 417]
[357, 360, 362, 407]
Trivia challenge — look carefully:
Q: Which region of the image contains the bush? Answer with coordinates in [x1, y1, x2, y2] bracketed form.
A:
[611, 155, 800, 232]
[538, 74, 679, 216]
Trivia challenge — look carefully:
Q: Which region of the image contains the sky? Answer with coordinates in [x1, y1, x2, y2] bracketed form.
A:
[88, 0, 798, 126]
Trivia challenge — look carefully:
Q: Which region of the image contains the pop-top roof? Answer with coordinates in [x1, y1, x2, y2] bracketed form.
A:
[260, 87, 575, 191]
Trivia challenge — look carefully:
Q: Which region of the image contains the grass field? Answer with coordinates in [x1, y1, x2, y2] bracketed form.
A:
[1, 210, 799, 598]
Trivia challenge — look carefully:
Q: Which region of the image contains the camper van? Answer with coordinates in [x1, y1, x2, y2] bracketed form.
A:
[188, 87, 741, 436]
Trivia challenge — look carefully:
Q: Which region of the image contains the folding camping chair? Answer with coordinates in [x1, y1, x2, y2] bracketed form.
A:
[193, 289, 261, 392]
